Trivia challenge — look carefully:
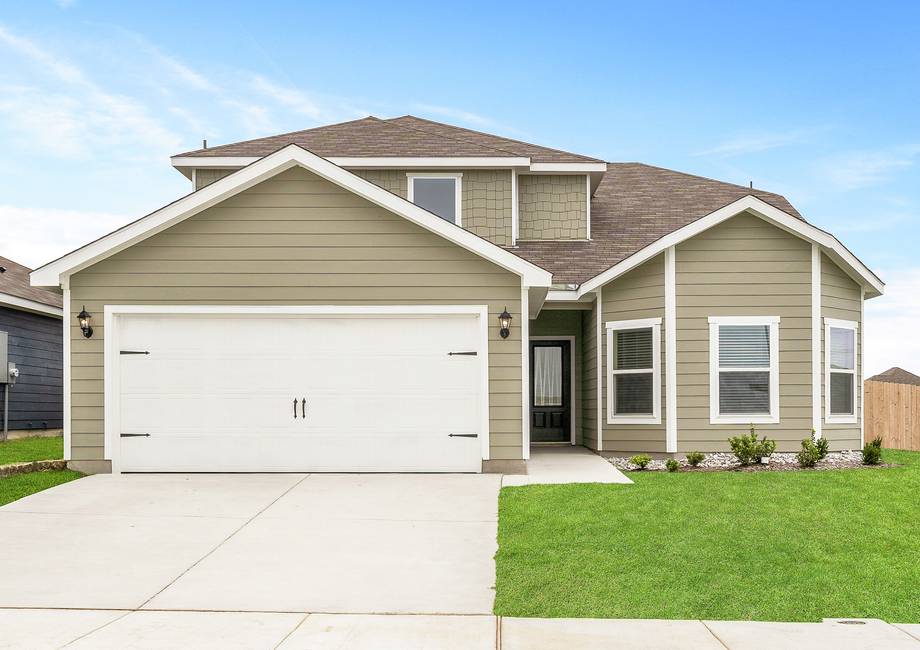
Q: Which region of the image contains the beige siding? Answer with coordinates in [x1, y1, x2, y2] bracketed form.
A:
[69, 166, 523, 462]
[600, 254, 667, 453]
[821, 253, 862, 448]
[195, 168, 235, 190]
[675, 212, 813, 452]
[530, 310, 584, 445]
[582, 300, 598, 450]
[518, 175, 587, 240]
[352, 169, 513, 246]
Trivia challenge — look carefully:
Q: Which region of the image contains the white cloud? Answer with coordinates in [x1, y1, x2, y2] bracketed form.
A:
[864, 268, 920, 377]
[0, 206, 131, 269]
[53, 0, 77, 6]
[816, 145, 920, 192]
[693, 132, 805, 158]
[412, 104, 496, 128]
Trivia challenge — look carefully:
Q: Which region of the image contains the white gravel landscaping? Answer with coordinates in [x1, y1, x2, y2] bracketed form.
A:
[607, 450, 871, 472]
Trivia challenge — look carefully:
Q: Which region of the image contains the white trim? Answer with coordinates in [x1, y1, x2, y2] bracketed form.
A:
[407, 173, 463, 226]
[812, 244, 822, 439]
[511, 168, 519, 246]
[33, 145, 553, 289]
[605, 318, 662, 425]
[0, 292, 63, 318]
[62, 288, 71, 461]
[521, 288, 530, 460]
[665, 246, 677, 452]
[529, 162, 608, 173]
[171, 156, 604, 174]
[576, 195, 884, 299]
[709, 316, 781, 424]
[860, 290, 865, 447]
[544, 290, 592, 302]
[824, 318, 859, 424]
[190, 168, 197, 191]
[596, 288, 603, 451]
[334, 157, 531, 168]
[531, 336, 577, 445]
[104, 304, 491, 474]
[171, 156, 260, 168]
[585, 175, 592, 240]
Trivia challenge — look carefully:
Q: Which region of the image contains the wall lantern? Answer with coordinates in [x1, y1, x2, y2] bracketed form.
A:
[498, 307, 513, 339]
[77, 306, 93, 338]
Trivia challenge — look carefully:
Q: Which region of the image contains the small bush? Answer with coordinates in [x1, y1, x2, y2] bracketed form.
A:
[629, 454, 652, 469]
[685, 451, 705, 466]
[728, 423, 777, 465]
[796, 438, 821, 468]
[862, 436, 883, 465]
[665, 458, 680, 473]
[814, 435, 829, 460]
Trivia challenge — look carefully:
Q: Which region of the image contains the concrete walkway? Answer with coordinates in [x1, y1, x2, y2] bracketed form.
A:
[501, 445, 632, 486]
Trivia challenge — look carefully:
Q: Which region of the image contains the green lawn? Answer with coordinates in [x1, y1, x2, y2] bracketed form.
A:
[0, 436, 64, 465]
[495, 449, 920, 623]
[0, 470, 82, 507]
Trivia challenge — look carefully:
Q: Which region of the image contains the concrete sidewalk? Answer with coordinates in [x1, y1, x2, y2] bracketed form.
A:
[501, 445, 632, 486]
[3, 611, 919, 649]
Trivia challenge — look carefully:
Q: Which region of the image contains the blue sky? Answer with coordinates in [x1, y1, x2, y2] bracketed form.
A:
[0, 0, 918, 376]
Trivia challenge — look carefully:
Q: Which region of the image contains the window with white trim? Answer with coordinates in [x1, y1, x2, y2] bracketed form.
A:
[407, 173, 462, 224]
[709, 317, 780, 424]
[825, 318, 858, 423]
[606, 318, 661, 424]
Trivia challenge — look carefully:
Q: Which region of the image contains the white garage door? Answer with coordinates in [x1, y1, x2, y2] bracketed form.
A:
[116, 313, 483, 472]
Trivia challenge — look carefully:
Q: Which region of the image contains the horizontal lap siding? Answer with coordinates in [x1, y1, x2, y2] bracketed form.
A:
[822, 253, 862, 449]
[69, 166, 523, 462]
[582, 300, 598, 450]
[0, 306, 63, 429]
[675, 213, 813, 452]
[600, 254, 666, 453]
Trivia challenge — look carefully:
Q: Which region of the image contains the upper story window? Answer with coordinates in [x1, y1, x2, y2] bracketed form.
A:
[709, 316, 780, 424]
[825, 318, 858, 423]
[407, 173, 462, 225]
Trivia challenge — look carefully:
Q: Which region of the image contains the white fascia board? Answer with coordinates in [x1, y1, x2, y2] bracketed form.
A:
[529, 162, 608, 173]
[332, 157, 531, 168]
[576, 195, 884, 299]
[171, 156, 260, 168]
[545, 290, 593, 302]
[0, 292, 63, 318]
[33, 144, 552, 289]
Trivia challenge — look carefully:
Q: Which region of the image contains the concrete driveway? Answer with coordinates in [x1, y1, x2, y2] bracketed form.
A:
[0, 473, 501, 615]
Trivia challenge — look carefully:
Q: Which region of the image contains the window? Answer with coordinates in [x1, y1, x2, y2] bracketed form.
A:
[825, 318, 858, 423]
[606, 318, 661, 424]
[407, 173, 462, 224]
[709, 316, 780, 424]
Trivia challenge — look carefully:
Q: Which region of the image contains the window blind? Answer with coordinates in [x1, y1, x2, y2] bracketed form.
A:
[719, 371, 770, 414]
[615, 373, 654, 414]
[719, 325, 770, 367]
[830, 327, 855, 370]
[614, 329, 653, 370]
[830, 373, 854, 415]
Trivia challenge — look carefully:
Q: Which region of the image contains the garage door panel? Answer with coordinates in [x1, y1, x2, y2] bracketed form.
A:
[117, 314, 483, 473]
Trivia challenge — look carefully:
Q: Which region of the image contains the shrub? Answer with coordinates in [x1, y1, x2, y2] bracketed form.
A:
[728, 423, 777, 465]
[814, 435, 829, 460]
[685, 451, 705, 466]
[629, 454, 652, 470]
[862, 436, 883, 465]
[796, 438, 821, 468]
[665, 458, 680, 473]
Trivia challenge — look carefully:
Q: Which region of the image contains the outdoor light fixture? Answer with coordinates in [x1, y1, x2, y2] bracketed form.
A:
[77, 306, 93, 338]
[498, 307, 512, 339]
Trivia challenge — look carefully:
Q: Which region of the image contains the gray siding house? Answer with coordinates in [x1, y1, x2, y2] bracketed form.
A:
[0, 256, 64, 433]
[30, 117, 883, 474]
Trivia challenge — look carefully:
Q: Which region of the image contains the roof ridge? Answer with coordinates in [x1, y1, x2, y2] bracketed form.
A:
[380, 116, 531, 159]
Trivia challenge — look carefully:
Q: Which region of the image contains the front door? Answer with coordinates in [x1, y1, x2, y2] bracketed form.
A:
[530, 340, 571, 443]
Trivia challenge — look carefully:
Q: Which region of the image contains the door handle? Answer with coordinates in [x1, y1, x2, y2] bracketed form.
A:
[294, 398, 298, 419]
[302, 398, 306, 419]
[448, 433, 478, 438]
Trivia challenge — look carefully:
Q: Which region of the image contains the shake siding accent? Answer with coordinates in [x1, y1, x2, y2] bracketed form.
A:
[352, 169, 513, 246]
[600, 254, 666, 452]
[675, 212, 812, 452]
[195, 168, 235, 190]
[530, 310, 583, 445]
[68, 166, 523, 462]
[518, 175, 587, 240]
[582, 300, 598, 449]
[821, 253, 862, 448]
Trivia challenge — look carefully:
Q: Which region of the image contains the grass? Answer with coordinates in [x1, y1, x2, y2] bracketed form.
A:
[0, 470, 82, 507]
[495, 449, 920, 623]
[0, 436, 64, 465]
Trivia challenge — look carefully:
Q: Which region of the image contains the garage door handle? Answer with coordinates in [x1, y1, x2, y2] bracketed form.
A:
[294, 398, 298, 419]
[448, 351, 477, 356]
[120, 433, 150, 437]
[120, 350, 150, 355]
[302, 398, 306, 419]
[448, 433, 478, 438]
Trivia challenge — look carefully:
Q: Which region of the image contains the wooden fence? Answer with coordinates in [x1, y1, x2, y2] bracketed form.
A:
[864, 380, 920, 451]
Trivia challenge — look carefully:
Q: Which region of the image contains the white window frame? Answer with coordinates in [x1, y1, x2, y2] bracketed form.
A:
[606, 317, 662, 425]
[709, 316, 780, 424]
[406, 173, 463, 226]
[824, 317, 858, 424]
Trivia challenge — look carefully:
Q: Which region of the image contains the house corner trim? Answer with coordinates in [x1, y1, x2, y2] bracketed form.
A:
[665, 246, 677, 453]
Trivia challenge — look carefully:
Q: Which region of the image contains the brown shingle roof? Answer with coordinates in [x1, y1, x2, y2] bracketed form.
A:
[866, 367, 920, 387]
[174, 116, 601, 163]
[0, 256, 63, 309]
[506, 163, 804, 285]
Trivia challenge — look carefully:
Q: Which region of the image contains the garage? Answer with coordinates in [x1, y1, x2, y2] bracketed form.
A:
[109, 308, 486, 473]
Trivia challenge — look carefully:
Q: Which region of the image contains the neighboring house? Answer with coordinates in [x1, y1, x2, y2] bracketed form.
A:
[30, 116, 883, 474]
[0, 256, 64, 434]
[865, 367, 920, 451]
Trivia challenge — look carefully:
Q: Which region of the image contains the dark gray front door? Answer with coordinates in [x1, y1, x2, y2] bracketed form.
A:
[530, 340, 571, 443]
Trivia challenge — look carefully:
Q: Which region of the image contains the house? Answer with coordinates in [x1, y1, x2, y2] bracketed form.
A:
[30, 116, 883, 474]
[0, 256, 64, 435]
[865, 367, 920, 451]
